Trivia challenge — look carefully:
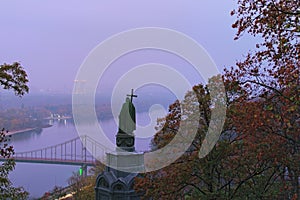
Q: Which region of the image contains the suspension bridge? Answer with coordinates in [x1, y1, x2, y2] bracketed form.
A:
[0, 135, 107, 176]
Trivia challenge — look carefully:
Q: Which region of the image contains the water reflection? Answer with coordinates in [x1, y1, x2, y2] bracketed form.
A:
[49, 119, 74, 126]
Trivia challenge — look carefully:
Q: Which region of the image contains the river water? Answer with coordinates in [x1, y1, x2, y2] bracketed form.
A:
[8, 112, 157, 198]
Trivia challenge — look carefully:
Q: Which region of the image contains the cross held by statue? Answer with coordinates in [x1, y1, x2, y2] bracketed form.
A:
[127, 89, 137, 102]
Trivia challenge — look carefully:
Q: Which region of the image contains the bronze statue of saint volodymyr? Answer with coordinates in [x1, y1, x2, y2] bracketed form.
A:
[116, 89, 137, 151]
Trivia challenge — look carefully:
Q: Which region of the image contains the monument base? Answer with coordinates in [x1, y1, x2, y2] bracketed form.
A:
[107, 151, 144, 177]
[95, 151, 144, 199]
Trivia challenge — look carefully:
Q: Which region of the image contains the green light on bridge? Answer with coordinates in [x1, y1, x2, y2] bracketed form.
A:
[79, 168, 83, 176]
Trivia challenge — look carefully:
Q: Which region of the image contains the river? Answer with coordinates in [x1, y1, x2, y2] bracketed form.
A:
[8, 112, 157, 199]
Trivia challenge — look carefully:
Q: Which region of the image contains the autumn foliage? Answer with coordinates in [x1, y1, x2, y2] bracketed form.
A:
[135, 0, 299, 199]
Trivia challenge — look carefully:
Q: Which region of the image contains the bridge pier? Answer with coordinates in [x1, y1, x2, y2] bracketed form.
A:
[81, 164, 88, 177]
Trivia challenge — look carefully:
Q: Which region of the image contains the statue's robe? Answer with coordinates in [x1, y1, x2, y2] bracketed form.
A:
[118, 99, 136, 135]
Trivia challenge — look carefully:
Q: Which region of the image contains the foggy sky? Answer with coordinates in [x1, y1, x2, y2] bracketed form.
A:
[0, 0, 256, 94]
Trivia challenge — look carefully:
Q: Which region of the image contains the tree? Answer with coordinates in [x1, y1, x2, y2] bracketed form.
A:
[0, 62, 29, 97]
[135, 0, 299, 199]
[136, 83, 238, 199]
[228, 0, 299, 197]
[135, 81, 297, 199]
[0, 62, 29, 199]
[135, 82, 288, 199]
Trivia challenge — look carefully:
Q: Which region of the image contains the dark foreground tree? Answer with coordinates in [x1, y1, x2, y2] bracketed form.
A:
[0, 62, 29, 199]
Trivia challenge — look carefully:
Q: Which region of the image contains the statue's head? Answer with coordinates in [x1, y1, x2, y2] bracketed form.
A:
[126, 97, 130, 102]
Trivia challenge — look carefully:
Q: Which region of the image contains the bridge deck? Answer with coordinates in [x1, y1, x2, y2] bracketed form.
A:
[0, 135, 104, 167]
[0, 157, 95, 166]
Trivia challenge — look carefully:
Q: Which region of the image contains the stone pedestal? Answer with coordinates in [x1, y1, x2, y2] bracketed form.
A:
[95, 151, 144, 200]
[107, 151, 144, 175]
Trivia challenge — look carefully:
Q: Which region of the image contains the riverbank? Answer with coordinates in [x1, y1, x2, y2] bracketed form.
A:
[6, 125, 52, 136]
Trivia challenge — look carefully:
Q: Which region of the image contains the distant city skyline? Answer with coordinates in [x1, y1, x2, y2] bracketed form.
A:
[0, 0, 257, 95]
